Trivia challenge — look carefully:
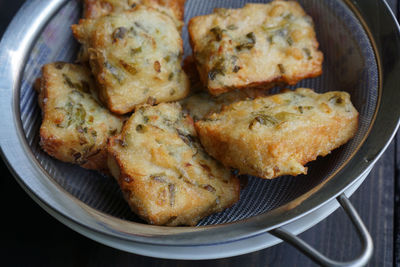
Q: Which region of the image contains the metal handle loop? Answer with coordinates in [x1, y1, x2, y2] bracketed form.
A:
[270, 193, 373, 267]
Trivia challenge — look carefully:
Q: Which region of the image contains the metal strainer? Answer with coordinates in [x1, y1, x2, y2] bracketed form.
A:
[1, 0, 400, 265]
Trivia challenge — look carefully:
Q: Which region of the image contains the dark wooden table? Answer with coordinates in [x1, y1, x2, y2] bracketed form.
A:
[0, 1, 399, 266]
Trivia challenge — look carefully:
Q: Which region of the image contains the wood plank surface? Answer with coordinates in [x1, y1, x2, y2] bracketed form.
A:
[0, 146, 395, 267]
[388, 0, 399, 265]
[395, 135, 400, 266]
[0, 1, 398, 266]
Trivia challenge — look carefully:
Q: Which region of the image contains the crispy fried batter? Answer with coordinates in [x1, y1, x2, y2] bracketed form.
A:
[83, 0, 185, 26]
[79, 0, 185, 62]
[107, 103, 240, 225]
[188, 1, 323, 95]
[72, 5, 190, 114]
[195, 88, 358, 179]
[38, 62, 124, 173]
[180, 56, 268, 120]
[180, 89, 268, 121]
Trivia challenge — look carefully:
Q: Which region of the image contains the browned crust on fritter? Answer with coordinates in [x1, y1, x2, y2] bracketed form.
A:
[40, 130, 110, 173]
[188, 1, 324, 96]
[72, 6, 189, 114]
[195, 89, 359, 179]
[38, 62, 123, 174]
[83, 0, 112, 19]
[34, 77, 42, 93]
[196, 116, 358, 178]
[79, 1, 185, 63]
[205, 80, 287, 96]
[108, 137, 239, 226]
[107, 141, 155, 220]
[153, 0, 185, 21]
[182, 55, 274, 97]
[83, 0, 185, 21]
[107, 103, 240, 225]
[188, 35, 322, 96]
[188, 27, 322, 96]
[180, 56, 272, 120]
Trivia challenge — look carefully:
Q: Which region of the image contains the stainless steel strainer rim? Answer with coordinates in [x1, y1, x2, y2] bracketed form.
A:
[0, 0, 399, 253]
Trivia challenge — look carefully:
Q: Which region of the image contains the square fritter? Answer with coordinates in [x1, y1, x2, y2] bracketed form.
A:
[72, 5, 190, 114]
[188, 1, 323, 95]
[37, 62, 124, 173]
[78, 0, 185, 62]
[107, 103, 240, 226]
[195, 88, 358, 179]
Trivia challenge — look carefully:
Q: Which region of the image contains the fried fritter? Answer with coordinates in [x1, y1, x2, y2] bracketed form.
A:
[188, 1, 323, 95]
[37, 62, 124, 173]
[107, 103, 240, 226]
[180, 90, 268, 121]
[83, 0, 185, 27]
[180, 56, 268, 120]
[79, 0, 185, 62]
[195, 88, 358, 179]
[72, 5, 190, 114]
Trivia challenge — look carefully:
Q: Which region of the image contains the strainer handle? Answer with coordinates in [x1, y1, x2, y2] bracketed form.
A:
[270, 193, 373, 267]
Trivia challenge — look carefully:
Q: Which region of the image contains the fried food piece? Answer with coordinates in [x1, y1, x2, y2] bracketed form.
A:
[79, 0, 185, 62]
[182, 56, 204, 94]
[188, 1, 323, 95]
[180, 90, 267, 121]
[195, 88, 358, 179]
[107, 103, 240, 226]
[37, 62, 124, 173]
[83, 0, 185, 27]
[72, 5, 190, 114]
[180, 56, 268, 120]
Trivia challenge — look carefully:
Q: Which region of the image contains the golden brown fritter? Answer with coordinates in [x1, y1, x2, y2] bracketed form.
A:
[72, 5, 190, 114]
[180, 90, 267, 121]
[180, 56, 268, 120]
[79, 0, 185, 62]
[38, 62, 124, 173]
[83, 0, 185, 27]
[107, 103, 240, 226]
[195, 88, 358, 179]
[188, 1, 323, 95]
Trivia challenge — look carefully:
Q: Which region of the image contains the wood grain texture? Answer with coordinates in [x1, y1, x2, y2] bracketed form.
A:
[0, 146, 395, 267]
[395, 132, 400, 266]
[391, 0, 400, 260]
[388, 0, 400, 266]
[0, 0, 398, 267]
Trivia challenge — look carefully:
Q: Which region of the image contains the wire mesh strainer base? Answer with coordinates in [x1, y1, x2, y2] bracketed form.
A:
[19, 0, 378, 226]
